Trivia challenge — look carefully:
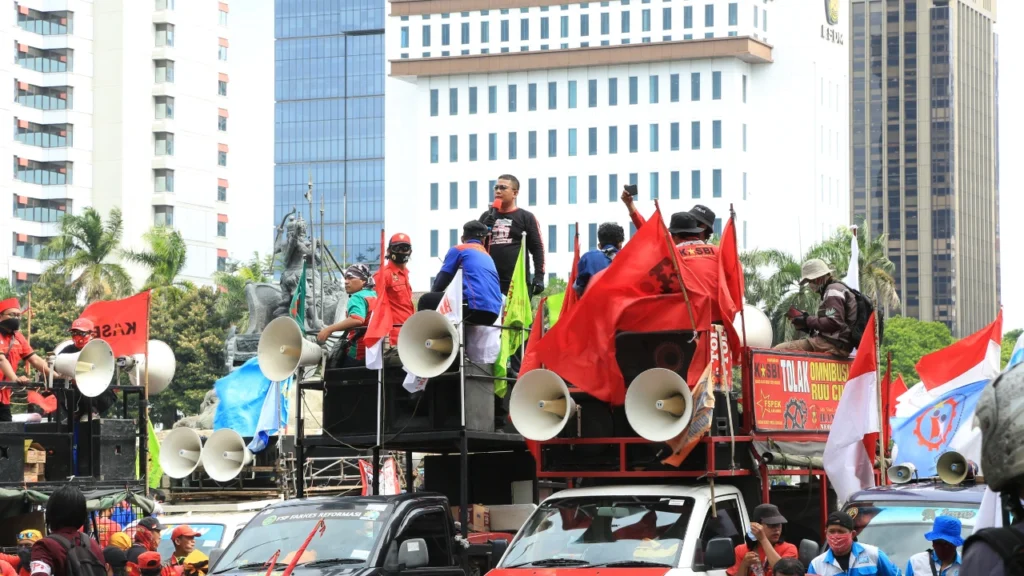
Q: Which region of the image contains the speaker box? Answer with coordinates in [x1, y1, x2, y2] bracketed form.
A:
[88, 419, 136, 481]
[23, 423, 73, 480]
[0, 422, 26, 483]
[615, 331, 698, 384]
[424, 451, 536, 505]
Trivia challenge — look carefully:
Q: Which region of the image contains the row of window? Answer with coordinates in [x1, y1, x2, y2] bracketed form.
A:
[13, 197, 70, 224]
[151, 168, 229, 202]
[152, 96, 228, 131]
[16, 85, 72, 111]
[16, 47, 71, 73]
[429, 121, 744, 163]
[15, 123, 72, 149]
[428, 170, 744, 212]
[14, 158, 71, 185]
[150, 133, 229, 166]
[155, 0, 228, 27]
[17, 8, 72, 36]
[150, 206, 229, 237]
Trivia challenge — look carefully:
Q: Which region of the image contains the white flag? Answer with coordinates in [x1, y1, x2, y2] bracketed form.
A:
[844, 229, 860, 290]
[403, 270, 463, 393]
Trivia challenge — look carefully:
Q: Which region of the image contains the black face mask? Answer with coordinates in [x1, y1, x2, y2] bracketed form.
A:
[0, 318, 19, 333]
[389, 250, 411, 264]
[18, 546, 31, 567]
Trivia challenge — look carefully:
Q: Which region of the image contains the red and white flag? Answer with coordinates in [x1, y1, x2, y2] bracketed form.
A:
[823, 313, 879, 503]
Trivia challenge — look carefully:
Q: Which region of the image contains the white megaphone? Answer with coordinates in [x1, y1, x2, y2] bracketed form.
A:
[937, 451, 970, 485]
[257, 316, 323, 382]
[201, 429, 255, 482]
[159, 427, 204, 479]
[625, 368, 693, 442]
[734, 305, 774, 349]
[126, 340, 177, 395]
[53, 339, 115, 397]
[886, 462, 917, 484]
[397, 310, 460, 378]
[509, 369, 576, 441]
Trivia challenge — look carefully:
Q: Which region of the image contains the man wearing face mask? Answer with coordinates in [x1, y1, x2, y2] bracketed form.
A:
[377, 234, 415, 349]
[0, 529, 42, 576]
[905, 516, 962, 576]
[774, 259, 858, 358]
[0, 298, 51, 422]
[808, 512, 899, 576]
[57, 318, 118, 420]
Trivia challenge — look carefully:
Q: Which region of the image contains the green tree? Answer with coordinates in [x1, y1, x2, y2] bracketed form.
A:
[40, 207, 134, 303]
[879, 316, 955, 383]
[1003, 328, 1023, 369]
[123, 226, 189, 290]
[0, 279, 17, 300]
[24, 277, 82, 354]
[214, 252, 271, 331]
[533, 277, 567, 309]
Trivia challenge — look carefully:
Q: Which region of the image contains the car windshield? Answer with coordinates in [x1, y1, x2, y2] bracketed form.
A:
[844, 501, 978, 568]
[159, 524, 226, 559]
[213, 503, 393, 572]
[499, 495, 695, 568]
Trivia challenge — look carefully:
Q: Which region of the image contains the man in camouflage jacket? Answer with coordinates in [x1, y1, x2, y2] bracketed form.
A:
[774, 259, 857, 358]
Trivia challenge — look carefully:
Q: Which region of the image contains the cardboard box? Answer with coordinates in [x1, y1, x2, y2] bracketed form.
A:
[451, 504, 491, 532]
[24, 463, 45, 476]
[25, 450, 46, 464]
[23, 473, 39, 483]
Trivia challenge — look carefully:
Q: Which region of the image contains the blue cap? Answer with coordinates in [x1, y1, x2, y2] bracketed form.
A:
[924, 515, 963, 547]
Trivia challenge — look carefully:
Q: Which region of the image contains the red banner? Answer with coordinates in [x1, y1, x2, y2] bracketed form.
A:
[78, 291, 151, 357]
[750, 350, 854, 433]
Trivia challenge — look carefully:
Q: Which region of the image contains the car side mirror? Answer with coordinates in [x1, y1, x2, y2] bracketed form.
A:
[491, 539, 509, 564]
[705, 537, 735, 570]
[399, 538, 429, 570]
[799, 539, 819, 567]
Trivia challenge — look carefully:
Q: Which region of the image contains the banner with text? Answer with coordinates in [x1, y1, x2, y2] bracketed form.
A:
[750, 350, 854, 432]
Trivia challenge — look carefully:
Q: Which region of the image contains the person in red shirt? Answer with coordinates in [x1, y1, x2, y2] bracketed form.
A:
[0, 530, 42, 576]
[667, 213, 722, 387]
[727, 504, 799, 576]
[377, 234, 415, 349]
[30, 486, 106, 576]
[0, 298, 51, 422]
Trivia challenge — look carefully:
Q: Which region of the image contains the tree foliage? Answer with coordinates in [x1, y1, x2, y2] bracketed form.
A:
[214, 252, 271, 332]
[879, 316, 955, 383]
[123, 226, 189, 290]
[0, 279, 18, 300]
[25, 277, 81, 354]
[40, 207, 133, 303]
[1003, 328, 1023, 369]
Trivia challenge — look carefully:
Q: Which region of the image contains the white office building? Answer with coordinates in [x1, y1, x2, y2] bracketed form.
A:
[0, 0, 231, 290]
[385, 0, 851, 290]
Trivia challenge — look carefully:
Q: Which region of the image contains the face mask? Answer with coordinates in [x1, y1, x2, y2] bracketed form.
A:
[389, 250, 411, 264]
[18, 546, 31, 567]
[0, 318, 19, 333]
[72, 334, 91, 349]
[827, 532, 854, 555]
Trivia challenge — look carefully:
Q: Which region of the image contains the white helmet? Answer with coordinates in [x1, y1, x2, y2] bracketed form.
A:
[977, 364, 1024, 492]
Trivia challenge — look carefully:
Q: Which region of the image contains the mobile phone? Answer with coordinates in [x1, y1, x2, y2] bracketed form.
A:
[786, 307, 802, 319]
[625, 184, 638, 197]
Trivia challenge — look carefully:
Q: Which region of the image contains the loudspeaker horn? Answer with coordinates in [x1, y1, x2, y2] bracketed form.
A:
[257, 316, 323, 382]
[625, 368, 693, 442]
[735, 305, 774, 349]
[201, 429, 254, 482]
[937, 451, 969, 485]
[397, 310, 460, 379]
[53, 339, 115, 397]
[127, 340, 177, 395]
[159, 427, 204, 479]
[886, 462, 917, 484]
[509, 369, 576, 441]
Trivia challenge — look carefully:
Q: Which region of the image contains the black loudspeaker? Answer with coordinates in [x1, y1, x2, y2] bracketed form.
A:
[321, 367, 381, 436]
[0, 422, 26, 483]
[88, 419, 136, 481]
[23, 422, 73, 480]
[424, 451, 536, 505]
[615, 330, 698, 385]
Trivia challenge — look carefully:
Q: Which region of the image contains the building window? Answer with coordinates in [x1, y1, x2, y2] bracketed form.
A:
[548, 225, 557, 252]
[401, 26, 409, 48]
[568, 129, 577, 156]
[629, 125, 638, 153]
[541, 16, 550, 39]
[608, 174, 618, 202]
[430, 136, 439, 163]
[218, 43, 228, 61]
[628, 77, 638, 104]
[528, 178, 537, 206]
[548, 129, 557, 157]
[560, 15, 569, 37]
[449, 135, 458, 162]
[670, 171, 680, 199]
[649, 75, 659, 104]
[691, 72, 699, 101]
[154, 169, 174, 193]
[442, 23, 451, 45]
[481, 21, 489, 42]
[156, 0, 174, 10]
[548, 177, 557, 204]
[508, 84, 517, 112]
[743, 124, 747, 151]
[219, 79, 227, 96]
[568, 176, 577, 204]
[609, 126, 618, 154]
[742, 75, 747, 103]
[469, 134, 478, 161]
[449, 229, 458, 248]
[670, 122, 680, 151]
[155, 96, 174, 119]
[218, 184, 227, 202]
[501, 19, 510, 41]
[528, 83, 537, 111]
[601, 12, 610, 34]
[218, 150, 227, 166]
[450, 182, 459, 209]
[488, 86, 497, 113]
[704, 4, 714, 26]
[649, 124, 659, 152]
[588, 79, 598, 108]
[691, 170, 701, 198]
[588, 127, 598, 155]
[509, 132, 518, 159]
[155, 132, 174, 156]
[469, 87, 477, 114]
[528, 131, 537, 158]
[728, 3, 738, 26]
[488, 133, 498, 161]
[567, 224, 576, 251]
[218, 113, 227, 131]
[713, 120, 722, 148]
[586, 222, 597, 250]
[155, 59, 174, 83]
[155, 23, 175, 47]
[423, 25, 432, 46]
[712, 71, 722, 99]
[608, 78, 618, 106]
[622, 10, 630, 33]
[469, 181, 479, 209]
[218, 221, 227, 237]
[430, 89, 438, 116]
[691, 121, 700, 149]
[743, 172, 747, 200]
[568, 81, 577, 108]
[753, 5, 758, 27]
[684, 6, 692, 28]
[713, 169, 722, 198]
[548, 82, 557, 109]
[430, 230, 439, 257]
[581, 14, 590, 36]
[669, 73, 680, 103]
[430, 183, 439, 210]
[449, 88, 458, 115]
[461, 22, 470, 44]
[153, 205, 174, 227]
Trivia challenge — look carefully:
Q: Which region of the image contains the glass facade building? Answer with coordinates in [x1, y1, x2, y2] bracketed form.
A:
[275, 0, 385, 267]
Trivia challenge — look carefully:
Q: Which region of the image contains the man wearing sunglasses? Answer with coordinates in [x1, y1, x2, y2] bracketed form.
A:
[479, 174, 545, 296]
[0, 298, 51, 422]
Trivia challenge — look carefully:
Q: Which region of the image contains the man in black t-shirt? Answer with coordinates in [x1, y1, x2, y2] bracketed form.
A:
[479, 174, 545, 296]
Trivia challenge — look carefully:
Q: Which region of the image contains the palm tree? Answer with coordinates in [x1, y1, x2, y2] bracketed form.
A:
[123, 226, 189, 290]
[215, 252, 271, 331]
[40, 207, 134, 303]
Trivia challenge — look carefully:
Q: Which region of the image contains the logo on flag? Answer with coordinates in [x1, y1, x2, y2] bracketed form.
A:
[911, 398, 961, 450]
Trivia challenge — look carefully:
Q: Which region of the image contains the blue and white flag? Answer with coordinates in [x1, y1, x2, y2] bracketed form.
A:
[890, 379, 988, 477]
[213, 357, 292, 452]
[1007, 332, 1024, 371]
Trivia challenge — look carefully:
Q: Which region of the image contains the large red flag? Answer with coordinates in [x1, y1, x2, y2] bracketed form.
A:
[560, 229, 581, 317]
[78, 291, 150, 357]
[534, 210, 712, 405]
[516, 297, 547, 463]
[717, 215, 745, 362]
[363, 268, 391, 350]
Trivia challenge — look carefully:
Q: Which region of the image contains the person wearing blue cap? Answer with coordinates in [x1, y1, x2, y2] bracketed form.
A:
[906, 516, 963, 576]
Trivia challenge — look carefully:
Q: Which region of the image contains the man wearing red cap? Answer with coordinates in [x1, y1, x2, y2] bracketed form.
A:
[376, 233, 415, 348]
[58, 317, 118, 420]
[166, 526, 204, 576]
[0, 298, 50, 422]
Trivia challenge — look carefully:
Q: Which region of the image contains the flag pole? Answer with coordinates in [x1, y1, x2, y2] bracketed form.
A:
[875, 310, 884, 481]
[520, 231, 527, 362]
[25, 291, 32, 378]
[730, 204, 746, 361]
[654, 200, 697, 331]
[306, 171, 316, 328]
[140, 300, 151, 495]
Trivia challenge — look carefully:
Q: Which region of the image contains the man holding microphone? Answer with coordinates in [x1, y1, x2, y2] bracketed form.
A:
[0, 297, 51, 422]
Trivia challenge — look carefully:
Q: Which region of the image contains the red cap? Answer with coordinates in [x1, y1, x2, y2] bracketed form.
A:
[171, 525, 200, 540]
[0, 298, 20, 315]
[388, 233, 411, 246]
[70, 318, 94, 332]
[137, 552, 162, 570]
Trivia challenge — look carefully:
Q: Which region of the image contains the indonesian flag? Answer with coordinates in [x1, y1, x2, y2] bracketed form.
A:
[915, 311, 1002, 393]
[823, 313, 879, 503]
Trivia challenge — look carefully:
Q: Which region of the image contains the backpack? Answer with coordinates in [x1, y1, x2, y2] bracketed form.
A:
[964, 527, 1024, 576]
[836, 282, 884, 345]
[48, 534, 108, 576]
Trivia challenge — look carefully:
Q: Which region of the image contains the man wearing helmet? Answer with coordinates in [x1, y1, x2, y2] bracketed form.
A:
[378, 233, 415, 348]
[962, 363, 1024, 574]
[0, 298, 51, 422]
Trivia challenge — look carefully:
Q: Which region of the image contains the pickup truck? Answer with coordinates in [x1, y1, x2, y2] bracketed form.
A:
[207, 493, 511, 576]
[488, 484, 819, 575]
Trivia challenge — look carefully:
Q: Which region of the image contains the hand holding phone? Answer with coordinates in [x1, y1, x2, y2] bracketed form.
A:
[624, 184, 638, 197]
[786, 307, 802, 319]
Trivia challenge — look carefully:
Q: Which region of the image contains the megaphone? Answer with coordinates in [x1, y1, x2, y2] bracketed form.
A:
[937, 450, 970, 485]
[509, 369, 576, 441]
[257, 316, 323, 382]
[53, 339, 115, 397]
[126, 340, 177, 395]
[625, 368, 693, 442]
[397, 310, 460, 378]
[735, 305, 774, 349]
[201, 428, 254, 482]
[159, 427, 204, 479]
[887, 462, 917, 484]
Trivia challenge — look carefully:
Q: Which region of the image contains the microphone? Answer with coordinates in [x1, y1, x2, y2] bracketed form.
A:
[487, 199, 502, 229]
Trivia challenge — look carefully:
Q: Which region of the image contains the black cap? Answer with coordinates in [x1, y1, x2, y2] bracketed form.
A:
[103, 546, 128, 569]
[668, 212, 703, 236]
[137, 516, 166, 531]
[690, 205, 716, 229]
[827, 511, 855, 531]
[751, 503, 788, 525]
[463, 220, 489, 240]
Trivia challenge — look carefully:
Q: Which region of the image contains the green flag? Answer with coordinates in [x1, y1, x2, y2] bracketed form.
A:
[147, 418, 162, 489]
[289, 262, 307, 324]
[546, 291, 566, 327]
[494, 243, 533, 397]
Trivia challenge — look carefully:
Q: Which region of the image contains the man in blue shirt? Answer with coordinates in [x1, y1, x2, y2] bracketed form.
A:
[808, 512, 900, 576]
[905, 516, 962, 576]
[574, 222, 624, 296]
[421, 221, 502, 326]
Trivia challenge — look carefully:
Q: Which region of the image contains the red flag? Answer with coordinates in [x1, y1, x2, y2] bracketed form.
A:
[516, 297, 547, 463]
[888, 374, 906, 417]
[560, 229, 580, 317]
[27, 390, 57, 413]
[717, 215, 745, 362]
[364, 268, 391, 349]
[78, 291, 150, 357]
[534, 209, 712, 405]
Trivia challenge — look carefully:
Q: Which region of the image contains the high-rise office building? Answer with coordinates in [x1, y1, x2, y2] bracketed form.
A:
[850, 0, 999, 336]
[274, 0, 385, 269]
[0, 0, 232, 289]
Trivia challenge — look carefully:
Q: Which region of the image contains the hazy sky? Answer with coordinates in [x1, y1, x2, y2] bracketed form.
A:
[230, 1, 1022, 331]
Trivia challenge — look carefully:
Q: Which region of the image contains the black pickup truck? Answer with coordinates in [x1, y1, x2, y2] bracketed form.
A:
[208, 493, 508, 576]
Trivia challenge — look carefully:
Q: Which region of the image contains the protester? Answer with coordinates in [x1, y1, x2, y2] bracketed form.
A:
[479, 174, 545, 295]
[109, 532, 132, 552]
[904, 516, 962, 576]
[104, 546, 129, 576]
[316, 265, 378, 367]
[962, 363, 1024, 574]
[669, 212, 720, 297]
[774, 259, 858, 358]
[807, 512, 899, 576]
[166, 527, 206, 576]
[377, 233, 415, 348]
[0, 529, 41, 576]
[126, 517, 165, 564]
[30, 486, 107, 576]
[0, 298, 51, 422]
[772, 559, 806, 576]
[136, 552, 173, 576]
[620, 190, 716, 242]
[727, 504, 798, 576]
[574, 223, 624, 296]
[422, 221, 502, 326]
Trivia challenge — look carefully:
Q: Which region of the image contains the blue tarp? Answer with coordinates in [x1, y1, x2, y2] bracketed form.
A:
[212, 357, 291, 451]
